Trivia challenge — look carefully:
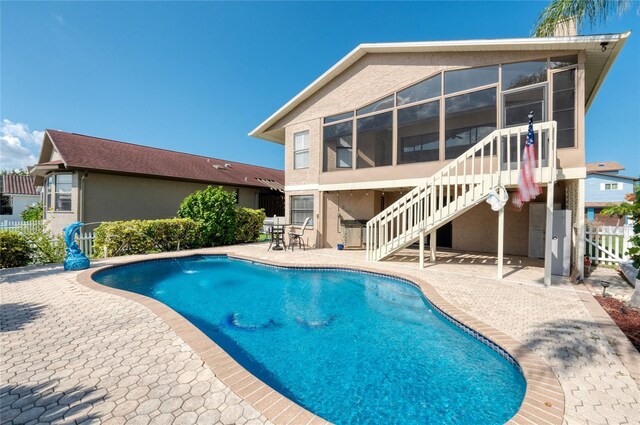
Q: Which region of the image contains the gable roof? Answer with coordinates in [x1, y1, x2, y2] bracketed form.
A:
[33, 130, 283, 190]
[588, 172, 638, 182]
[250, 32, 630, 144]
[586, 161, 624, 173]
[1, 175, 39, 195]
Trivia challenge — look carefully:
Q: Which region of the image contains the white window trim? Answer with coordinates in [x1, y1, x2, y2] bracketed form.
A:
[600, 182, 621, 191]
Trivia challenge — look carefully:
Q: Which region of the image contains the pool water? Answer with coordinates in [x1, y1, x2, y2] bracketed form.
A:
[95, 256, 525, 424]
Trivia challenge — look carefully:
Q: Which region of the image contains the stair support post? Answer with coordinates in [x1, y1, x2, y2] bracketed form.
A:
[429, 231, 436, 262]
[419, 232, 424, 269]
[497, 206, 504, 280]
[544, 181, 555, 286]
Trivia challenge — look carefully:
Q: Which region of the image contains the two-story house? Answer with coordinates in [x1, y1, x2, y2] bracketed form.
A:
[250, 32, 630, 283]
[585, 161, 638, 224]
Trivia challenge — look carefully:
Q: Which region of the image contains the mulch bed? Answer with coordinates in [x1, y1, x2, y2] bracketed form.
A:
[595, 296, 640, 352]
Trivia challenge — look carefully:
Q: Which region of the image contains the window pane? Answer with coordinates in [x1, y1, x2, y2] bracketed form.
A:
[397, 74, 441, 106]
[501, 60, 547, 91]
[323, 121, 353, 172]
[294, 131, 308, 151]
[445, 65, 498, 95]
[504, 87, 546, 127]
[356, 111, 393, 168]
[553, 69, 575, 148]
[336, 147, 352, 168]
[290, 195, 314, 226]
[554, 68, 575, 90]
[0, 195, 12, 215]
[550, 55, 577, 69]
[398, 100, 440, 164]
[294, 151, 309, 169]
[55, 174, 72, 211]
[56, 174, 72, 185]
[445, 88, 497, 159]
[324, 111, 353, 124]
[357, 95, 394, 116]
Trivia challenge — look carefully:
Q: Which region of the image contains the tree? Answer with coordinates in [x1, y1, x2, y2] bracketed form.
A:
[177, 186, 237, 246]
[533, 0, 632, 37]
[601, 201, 634, 226]
[602, 184, 640, 307]
[20, 202, 43, 221]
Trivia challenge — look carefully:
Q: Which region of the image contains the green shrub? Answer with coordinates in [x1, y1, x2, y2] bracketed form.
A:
[235, 207, 266, 243]
[0, 231, 33, 268]
[94, 218, 202, 257]
[19, 228, 65, 264]
[20, 202, 43, 221]
[177, 186, 237, 246]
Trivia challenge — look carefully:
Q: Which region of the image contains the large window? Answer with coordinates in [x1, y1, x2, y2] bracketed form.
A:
[357, 112, 393, 168]
[397, 100, 440, 164]
[293, 131, 309, 169]
[397, 74, 441, 106]
[445, 65, 498, 95]
[553, 69, 576, 148]
[321, 56, 579, 171]
[0, 195, 12, 215]
[290, 195, 314, 226]
[502, 60, 547, 91]
[46, 174, 72, 212]
[445, 88, 497, 159]
[323, 121, 353, 171]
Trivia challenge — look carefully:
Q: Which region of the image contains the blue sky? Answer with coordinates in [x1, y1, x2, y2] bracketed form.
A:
[1, 1, 638, 176]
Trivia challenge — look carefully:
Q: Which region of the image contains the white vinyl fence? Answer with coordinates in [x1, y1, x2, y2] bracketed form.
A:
[76, 232, 96, 257]
[0, 220, 44, 232]
[585, 224, 634, 266]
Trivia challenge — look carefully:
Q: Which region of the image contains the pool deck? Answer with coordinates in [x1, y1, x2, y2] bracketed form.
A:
[1, 244, 639, 424]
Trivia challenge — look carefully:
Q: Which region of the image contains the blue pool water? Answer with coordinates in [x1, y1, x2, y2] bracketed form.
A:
[95, 256, 525, 424]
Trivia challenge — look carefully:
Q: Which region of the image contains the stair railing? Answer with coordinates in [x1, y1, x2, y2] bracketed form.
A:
[366, 121, 557, 261]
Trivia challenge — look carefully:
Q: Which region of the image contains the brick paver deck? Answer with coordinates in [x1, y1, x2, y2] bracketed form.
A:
[2, 244, 639, 424]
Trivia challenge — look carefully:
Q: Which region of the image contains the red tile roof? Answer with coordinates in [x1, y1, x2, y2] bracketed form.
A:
[1, 175, 39, 195]
[44, 130, 283, 190]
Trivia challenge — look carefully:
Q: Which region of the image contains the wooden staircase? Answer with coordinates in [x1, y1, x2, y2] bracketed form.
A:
[365, 121, 557, 262]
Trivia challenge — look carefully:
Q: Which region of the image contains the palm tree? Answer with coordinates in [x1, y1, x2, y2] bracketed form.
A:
[533, 0, 631, 37]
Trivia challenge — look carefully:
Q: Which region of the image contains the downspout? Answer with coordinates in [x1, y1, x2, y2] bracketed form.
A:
[79, 173, 87, 223]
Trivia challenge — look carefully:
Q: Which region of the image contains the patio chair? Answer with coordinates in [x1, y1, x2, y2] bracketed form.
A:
[289, 217, 311, 251]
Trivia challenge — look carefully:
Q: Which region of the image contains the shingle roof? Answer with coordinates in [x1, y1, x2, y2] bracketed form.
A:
[1, 175, 39, 195]
[586, 161, 624, 173]
[43, 130, 284, 190]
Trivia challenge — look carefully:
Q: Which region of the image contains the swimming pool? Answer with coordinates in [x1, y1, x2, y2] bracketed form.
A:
[94, 255, 525, 424]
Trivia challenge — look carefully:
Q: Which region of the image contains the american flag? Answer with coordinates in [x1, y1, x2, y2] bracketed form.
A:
[513, 112, 541, 209]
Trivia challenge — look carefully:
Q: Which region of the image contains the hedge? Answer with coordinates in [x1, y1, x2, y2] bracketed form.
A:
[0, 231, 33, 268]
[235, 207, 266, 243]
[94, 218, 202, 257]
[177, 186, 237, 246]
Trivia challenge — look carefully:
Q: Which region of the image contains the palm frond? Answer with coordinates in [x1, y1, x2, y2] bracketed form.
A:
[533, 0, 630, 37]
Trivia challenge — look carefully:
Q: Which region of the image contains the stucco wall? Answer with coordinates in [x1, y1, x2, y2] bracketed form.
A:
[277, 50, 585, 190]
[0, 194, 40, 222]
[83, 173, 260, 228]
[45, 171, 262, 234]
[452, 184, 566, 256]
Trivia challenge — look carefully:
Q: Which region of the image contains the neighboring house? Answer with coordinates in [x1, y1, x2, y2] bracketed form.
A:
[251, 32, 629, 280]
[0, 175, 40, 222]
[585, 161, 638, 225]
[30, 130, 284, 234]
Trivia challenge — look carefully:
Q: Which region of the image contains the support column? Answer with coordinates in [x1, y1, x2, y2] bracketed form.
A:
[576, 178, 585, 278]
[497, 207, 504, 280]
[419, 232, 424, 269]
[429, 230, 436, 262]
[544, 182, 555, 286]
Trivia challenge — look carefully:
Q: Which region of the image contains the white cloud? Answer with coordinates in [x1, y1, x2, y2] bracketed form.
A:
[0, 120, 44, 171]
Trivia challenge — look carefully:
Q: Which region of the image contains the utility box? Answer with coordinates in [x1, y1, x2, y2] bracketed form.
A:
[551, 210, 572, 276]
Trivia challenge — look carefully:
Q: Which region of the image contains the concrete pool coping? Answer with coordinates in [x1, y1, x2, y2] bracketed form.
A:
[77, 251, 565, 425]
